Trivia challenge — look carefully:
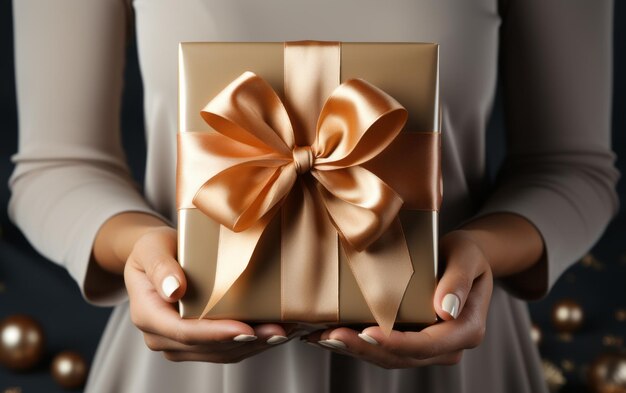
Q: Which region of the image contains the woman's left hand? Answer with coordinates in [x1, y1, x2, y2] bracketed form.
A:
[304, 230, 493, 368]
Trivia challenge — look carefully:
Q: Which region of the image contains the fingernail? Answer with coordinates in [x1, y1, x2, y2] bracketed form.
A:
[266, 335, 289, 345]
[318, 339, 347, 350]
[161, 275, 180, 298]
[358, 333, 379, 346]
[442, 293, 461, 319]
[233, 334, 258, 342]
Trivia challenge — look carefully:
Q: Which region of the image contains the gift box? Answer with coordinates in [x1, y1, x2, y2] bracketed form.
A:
[177, 41, 441, 334]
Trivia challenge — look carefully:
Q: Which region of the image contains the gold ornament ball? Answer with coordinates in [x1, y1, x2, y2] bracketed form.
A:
[551, 299, 584, 333]
[0, 315, 45, 371]
[542, 359, 566, 393]
[51, 351, 88, 389]
[531, 324, 543, 346]
[588, 353, 626, 393]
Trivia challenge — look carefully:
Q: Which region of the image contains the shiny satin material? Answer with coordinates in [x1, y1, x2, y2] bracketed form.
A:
[177, 42, 440, 335]
[284, 41, 340, 147]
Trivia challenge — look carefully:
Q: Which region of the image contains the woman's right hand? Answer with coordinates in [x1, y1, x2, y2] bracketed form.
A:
[123, 225, 292, 363]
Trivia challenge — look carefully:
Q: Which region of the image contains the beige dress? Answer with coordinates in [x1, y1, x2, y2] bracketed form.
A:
[9, 0, 618, 392]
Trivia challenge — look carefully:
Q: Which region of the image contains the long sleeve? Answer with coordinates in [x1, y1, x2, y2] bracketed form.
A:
[8, 0, 165, 306]
[475, 0, 619, 298]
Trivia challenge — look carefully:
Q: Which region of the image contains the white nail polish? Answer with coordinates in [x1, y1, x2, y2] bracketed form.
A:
[161, 275, 180, 298]
[266, 335, 289, 345]
[358, 333, 379, 345]
[233, 334, 258, 342]
[318, 339, 347, 350]
[442, 293, 461, 319]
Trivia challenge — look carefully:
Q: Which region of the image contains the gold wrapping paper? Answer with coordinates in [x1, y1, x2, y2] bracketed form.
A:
[177, 41, 440, 330]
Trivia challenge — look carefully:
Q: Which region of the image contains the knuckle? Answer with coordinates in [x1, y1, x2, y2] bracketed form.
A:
[149, 257, 170, 282]
[143, 335, 162, 351]
[174, 326, 194, 346]
[129, 306, 148, 331]
[162, 351, 182, 362]
[173, 320, 199, 346]
[452, 281, 473, 306]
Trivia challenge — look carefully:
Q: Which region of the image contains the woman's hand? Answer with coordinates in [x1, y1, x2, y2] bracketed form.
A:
[304, 230, 493, 368]
[303, 213, 544, 368]
[94, 212, 295, 363]
[123, 225, 295, 363]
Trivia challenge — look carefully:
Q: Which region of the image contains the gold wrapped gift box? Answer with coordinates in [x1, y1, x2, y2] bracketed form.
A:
[177, 41, 441, 333]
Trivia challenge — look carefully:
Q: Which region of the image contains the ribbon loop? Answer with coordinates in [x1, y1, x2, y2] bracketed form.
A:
[313, 79, 408, 169]
[201, 71, 294, 155]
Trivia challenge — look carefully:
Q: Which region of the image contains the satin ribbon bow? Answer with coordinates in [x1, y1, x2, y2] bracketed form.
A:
[185, 71, 415, 335]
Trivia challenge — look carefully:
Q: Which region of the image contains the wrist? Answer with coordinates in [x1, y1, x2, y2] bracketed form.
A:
[454, 213, 544, 279]
[440, 229, 492, 270]
[93, 212, 171, 275]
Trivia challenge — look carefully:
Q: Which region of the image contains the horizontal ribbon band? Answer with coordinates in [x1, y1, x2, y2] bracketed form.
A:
[177, 131, 440, 212]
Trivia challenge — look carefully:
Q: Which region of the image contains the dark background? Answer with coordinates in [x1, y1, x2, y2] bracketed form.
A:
[1, 2, 624, 393]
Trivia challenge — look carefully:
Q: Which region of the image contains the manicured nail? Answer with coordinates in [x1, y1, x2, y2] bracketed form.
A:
[358, 333, 379, 345]
[442, 293, 461, 319]
[161, 275, 180, 298]
[266, 335, 289, 345]
[233, 334, 257, 342]
[318, 339, 347, 350]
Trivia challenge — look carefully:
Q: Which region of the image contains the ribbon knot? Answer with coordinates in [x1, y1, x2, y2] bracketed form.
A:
[292, 146, 314, 174]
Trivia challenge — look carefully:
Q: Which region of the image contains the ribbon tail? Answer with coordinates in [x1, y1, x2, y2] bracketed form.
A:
[342, 217, 414, 336]
[281, 176, 339, 322]
[199, 215, 270, 319]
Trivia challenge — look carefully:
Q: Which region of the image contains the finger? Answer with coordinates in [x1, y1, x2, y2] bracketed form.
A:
[144, 329, 291, 354]
[125, 263, 256, 344]
[310, 328, 464, 368]
[360, 269, 493, 359]
[162, 344, 274, 364]
[253, 324, 291, 345]
[435, 233, 489, 320]
[127, 227, 187, 302]
[143, 332, 247, 353]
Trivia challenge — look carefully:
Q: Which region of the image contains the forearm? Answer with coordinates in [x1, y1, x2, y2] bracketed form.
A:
[454, 212, 545, 281]
[93, 212, 171, 275]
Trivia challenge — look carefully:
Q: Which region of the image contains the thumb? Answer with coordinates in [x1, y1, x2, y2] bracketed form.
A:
[130, 227, 187, 303]
[435, 232, 487, 321]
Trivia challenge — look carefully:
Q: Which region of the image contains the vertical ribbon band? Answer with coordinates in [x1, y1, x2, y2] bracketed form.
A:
[281, 42, 342, 322]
